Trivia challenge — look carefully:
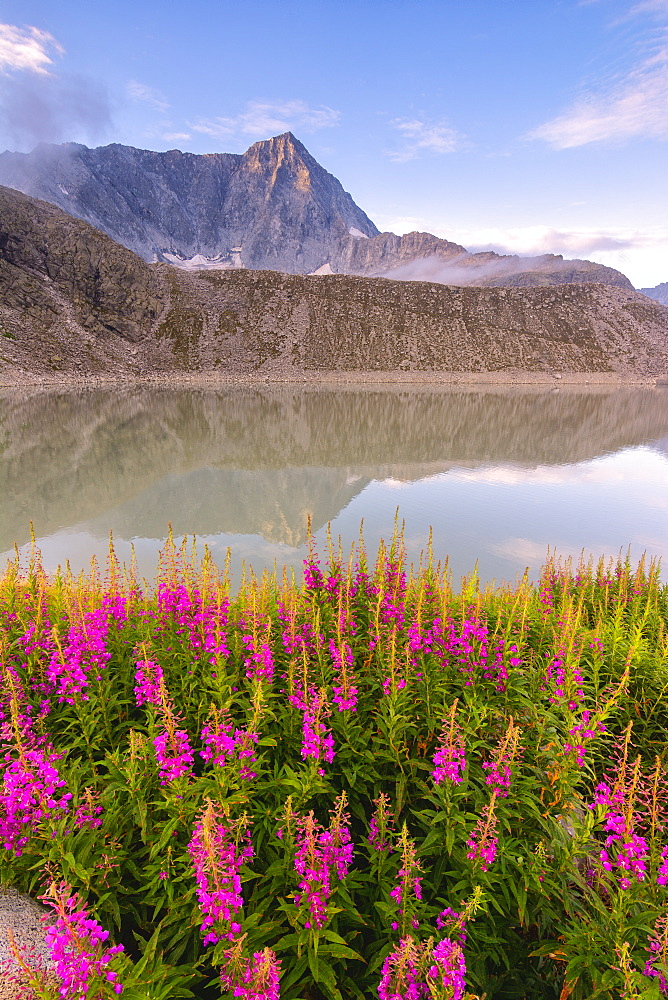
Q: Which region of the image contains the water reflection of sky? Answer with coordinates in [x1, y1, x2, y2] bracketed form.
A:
[1, 387, 668, 587]
[4, 446, 667, 589]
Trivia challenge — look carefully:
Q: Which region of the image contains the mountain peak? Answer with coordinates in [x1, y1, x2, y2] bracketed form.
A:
[243, 131, 314, 171]
[0, 136, 633, 290]
[0, 134, 379, 270]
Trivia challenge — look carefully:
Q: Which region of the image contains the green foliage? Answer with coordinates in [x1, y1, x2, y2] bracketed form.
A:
[0, 534, 667, 999]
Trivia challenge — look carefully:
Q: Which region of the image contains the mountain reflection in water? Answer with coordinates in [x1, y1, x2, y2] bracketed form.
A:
[1, 385, 667, 584]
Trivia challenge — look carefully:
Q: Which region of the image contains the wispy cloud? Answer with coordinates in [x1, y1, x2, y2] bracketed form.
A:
[163, 131, 191, 143]
[459, 224, 667, 258]
[388, 118, 464, 161]
[127, 80, 170, 113]
[0, 23, 111, 150]
[191, 100, 340, 140]
[530, 3, 668, 147]
[628, 1, 668, 16]
[0, 23, 63, 75]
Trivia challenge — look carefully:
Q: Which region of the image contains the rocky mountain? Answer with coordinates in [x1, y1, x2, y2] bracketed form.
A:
[0, 184, 666, 386]
[640, 282, 668, 306]
[0, 133, 633, 289]
[0, 133, 378, 274]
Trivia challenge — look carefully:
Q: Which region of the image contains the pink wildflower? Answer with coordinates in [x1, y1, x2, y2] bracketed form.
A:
[300, 688, 335, 770]
[466, 797, 499, 872]
[42, 882, 124, 996]
[188, 802, 253, 946]
[432, 701, 466, 785]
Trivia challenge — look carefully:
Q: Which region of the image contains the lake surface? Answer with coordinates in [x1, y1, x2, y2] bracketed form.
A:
[1, 384, 668, 587]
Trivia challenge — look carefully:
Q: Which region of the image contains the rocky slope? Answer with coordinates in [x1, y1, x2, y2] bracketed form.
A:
[0, 184, 666, 385]
[639, 282, 668, 306]
[0, 133, 633, 289]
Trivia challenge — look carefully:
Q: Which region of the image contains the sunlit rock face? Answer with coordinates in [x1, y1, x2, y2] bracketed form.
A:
[0, 133, 632, 288]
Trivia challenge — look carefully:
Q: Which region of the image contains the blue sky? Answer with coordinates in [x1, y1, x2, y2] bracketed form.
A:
[0, 0, 666, 286]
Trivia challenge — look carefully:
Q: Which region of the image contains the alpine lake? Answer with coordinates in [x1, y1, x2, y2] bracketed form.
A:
[1, 382, 668, 586]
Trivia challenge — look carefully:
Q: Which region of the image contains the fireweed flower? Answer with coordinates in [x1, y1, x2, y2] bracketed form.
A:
[432, 700, 466, 786]
[278, 598, 320, 657]
[192, 596, 231, 665]
[241, 633, 275, 685]
[482, 639, 520, 693]
[153, 723, 195, 785]
[293, 793, 353, 931]
[429, 937, 467, 1000]
[133, 659, 164, 708]
[300, 688, 335, 772]
[378, 936, 424, 1000]
[134, 664, 195, 784]
[200, 707, 259, 782]
[482, 719, 521, 798]
[0, 667, 71, 854]
[303, 545, 325, 591]
[0, 662, 38, 746]
[589, 759, 649, 891]
[322, 791, 354, 880]
[368, 792, 395, 853]
[378, 935, 466, 1000]
[598, 813, 648, 889]
[542, 626, 585, 711]
[408, 614, 505, 689]
[46, 607, 111, 705]
[564, 708, 606, 767]
[389, 826, 423, 935]
[188, 801, 253, 946]
[330, 638, 358, 711]
[220, 940, 281, 1000]
[466, 795, 499, 872]
[74, 788, 103, 830]
[41, 881, 124, 996]
[436, 908, 467, 946]
[590, 782, 624, 810]
[382, 674, 407, 697]
[658, 845, 668, 886]
[155, 583, 230, 669]
[644, 915, 668, 996]
[293, 812, 333, 930]
[0, 745, 71, 854]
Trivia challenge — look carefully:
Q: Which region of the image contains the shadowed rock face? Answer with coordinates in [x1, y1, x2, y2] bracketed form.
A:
[3, 385, 668, 550]
[0, 133, 632, 288]
[0, 183, 666, 385]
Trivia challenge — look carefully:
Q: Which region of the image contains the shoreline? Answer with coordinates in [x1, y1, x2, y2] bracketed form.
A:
[1, 368, 667, 391]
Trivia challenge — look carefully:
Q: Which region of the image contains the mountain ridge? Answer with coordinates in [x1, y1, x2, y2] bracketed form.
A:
[0, 133, 634, 290]
[640, 282, 668, 306]
[0, 184, 666, 386]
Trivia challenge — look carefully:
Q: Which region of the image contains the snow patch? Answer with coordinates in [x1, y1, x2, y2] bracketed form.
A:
[163, 249, 243, 271]
[58, 184, 69, 196]
[349, 227, 370, 239]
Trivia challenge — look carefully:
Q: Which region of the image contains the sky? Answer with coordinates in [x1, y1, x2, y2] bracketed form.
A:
[0, 0, 666, 287]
